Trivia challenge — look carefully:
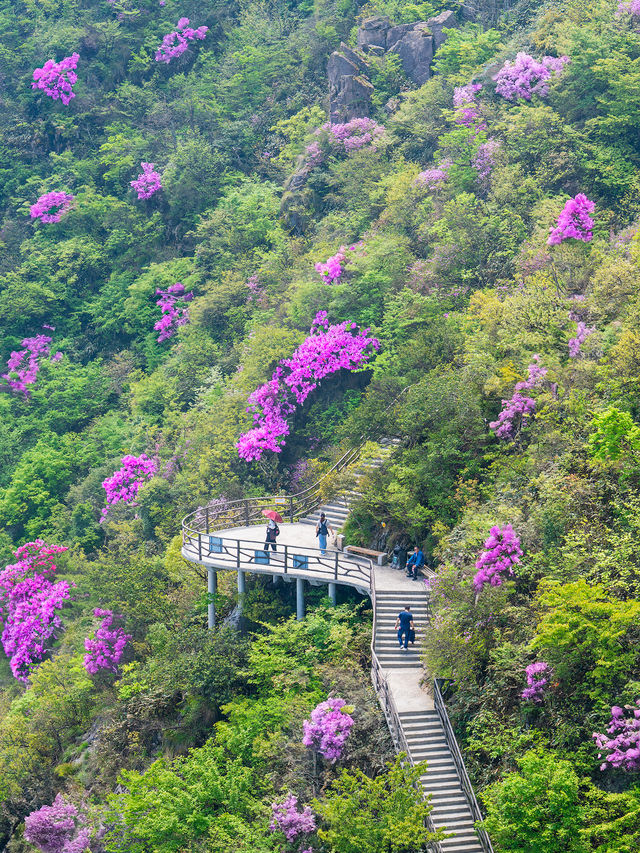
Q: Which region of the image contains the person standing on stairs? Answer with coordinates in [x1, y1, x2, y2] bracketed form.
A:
[395, 605, 414, 651]
[406, 545, 424, 580]
[315, 512, 334, 556]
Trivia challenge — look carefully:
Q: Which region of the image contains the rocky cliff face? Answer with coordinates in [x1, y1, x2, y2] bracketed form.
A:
[328, 11, 458, 122]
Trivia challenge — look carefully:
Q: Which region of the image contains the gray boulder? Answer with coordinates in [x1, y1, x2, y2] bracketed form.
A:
[387, 23, 434, 86]
[427, 10, 458, 51]
[328, 50, 374, 122]
[357, 16, 390, 52]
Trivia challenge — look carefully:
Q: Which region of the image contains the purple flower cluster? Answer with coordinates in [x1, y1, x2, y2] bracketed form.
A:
[568, 320, 595, 358]
[514, 354, 548, 391]
[32, 53, 79, 105]
[548, 194, 595, 246]
[24, 794, 96, 853]
[593, 704, 640, 771]
[494, 53, 570, 101]
[305, 140, 323, 168]
[322, 118, 385, 152]
[617, 0, 640, 15]
[30, 191, 74, 223]
[84, 608, 131, 675]
[314, 243, 362, 282]
[154, 282, 193, 342]
[302, 697, 354, 762]
[0, 541, 70, 682]
[237, 314, 379, 461]
[101, 454, 158, 520]
[453, 82, 484, 128]
[490, 356, 546, 439]
[522, 661, 551, 702]
[415, 160, 452, 191]
[473, 139, 500, 186]
[130, 162, 162, 200]
[270, 794, 316, 842]
[473, 524, 522, 593]
[246, 274, 267, 307]
[155, 18, 208, 63]
[2, 335, 62, 397]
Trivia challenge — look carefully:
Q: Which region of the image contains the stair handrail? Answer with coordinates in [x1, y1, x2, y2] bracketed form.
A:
[369, 569, 443, 853]
[182, 384, 413, 538]
[433, 678, 494, 853]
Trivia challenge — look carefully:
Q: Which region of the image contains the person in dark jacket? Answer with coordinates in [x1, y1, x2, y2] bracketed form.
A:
[406, 545, 424, 580]
[264, 518, 279, 552]
[395, 605, 414, 650]
[391, 543, 408, 571]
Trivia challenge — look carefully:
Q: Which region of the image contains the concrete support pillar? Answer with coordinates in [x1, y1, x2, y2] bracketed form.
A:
[273, 574, 279, 585]
[237, 569, 246, 596]
[328, 582, 337, 606]
[207, 568, 217, 630]
[296, 577, 305, 621]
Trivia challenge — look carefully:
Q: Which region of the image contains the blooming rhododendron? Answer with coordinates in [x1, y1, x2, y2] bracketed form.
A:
[155, 18, 208, 63]
[32, 53, 79, 104]
[415, 160, 451, 191]
[30, 191, 74, 223]
[154, 282, 193, 341]
[130, 162, 162, 200]
[494, 53, 570, 101]
[302, 697, 354, 762]
[246, 274, 267, 307]
[2, 335, 62, 397]
[0, 541, 70, 681]
[314, 243, 361, 282]
[84, 608, 131, 674]
[237, 314, 379, 461]
[522, 661, 551, 702]
[101, 454, 158, 520]
[473, 139, 500, 185]
[593, 704, 640, 771]
[548, 194, 595, 246]
[322, 118, 385, 151]
[473, 524, 522, 593]
[25, 795, 95, 853]
[568, 320, 595, 357]
[617, 0, 640, 15]
[270, 794, 316, 841]
[453, 82, 484, 128]
[514, 355, 548, 391]
[490, 357, 546, 439]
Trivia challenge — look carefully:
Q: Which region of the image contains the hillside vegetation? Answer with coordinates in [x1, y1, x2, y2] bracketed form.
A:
[1, 0, 640, 849]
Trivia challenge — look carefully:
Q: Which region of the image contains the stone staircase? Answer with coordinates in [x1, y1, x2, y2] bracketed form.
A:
[300, 437, 401, 532]
[374, 589, 429, 669]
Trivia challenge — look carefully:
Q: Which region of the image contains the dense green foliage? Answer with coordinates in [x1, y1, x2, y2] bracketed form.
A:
[2, 0, 640, 848]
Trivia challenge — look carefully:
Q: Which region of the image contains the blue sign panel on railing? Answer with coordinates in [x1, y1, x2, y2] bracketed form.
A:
[208, 536, 223, 554]
[293, 554, 308, 570]
[255, 550, 270, 565]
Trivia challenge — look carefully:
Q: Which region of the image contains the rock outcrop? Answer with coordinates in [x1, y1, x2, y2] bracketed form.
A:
[328, 12, 459, 121]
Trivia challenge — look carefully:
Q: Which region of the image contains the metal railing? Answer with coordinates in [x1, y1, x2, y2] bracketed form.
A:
[182, 530, 371, 589]
[433, 678, 494, 853]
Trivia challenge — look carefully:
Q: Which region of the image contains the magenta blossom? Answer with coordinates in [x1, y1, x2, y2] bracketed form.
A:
[2, 335, 62, 397]
[155, 18, 208, 63]
[473, 524, 522, 593]
[321, 118, 385, 152]
[32, 53, 79, 104]
[101, 454, 158, 520]
[453, 82, 485, 129]
[494, 53, 570, 101]
[131, 162, 162, 200]
[617, 0, 640, 15]
[84, 608, 131, 675]
[594, 704, 640, 771]
[568, 320, 595, 357]
[548, 194, 595, 246]
[302, 697, 354, 762]
[415, 160, 452, 191]
[270, 794, 316, 842]
[30, 191, 74, 223]
[154, 282, 193, 341]
[522, 661, 551, 702]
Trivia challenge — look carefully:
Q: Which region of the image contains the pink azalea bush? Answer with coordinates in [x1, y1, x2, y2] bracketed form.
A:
[270, 794, 316, 842]
[490, 356, 546, 439]
[473, 524, 522, 593]
[322, 118, 385, 152]
[314, 243, 362, 282]
[302, 697, 354, 762]
[453, 82, 484, 128]
[593, 704, 640, 771]
[154, 282, 193, 341]
[32, 53, 79, 104]
[514, 355, 548, 391]
[25, 794, 95, 853]
[415, 160, 451, 191]
[548, 194, 595, 246]
[246, 274, 267, 307]
[237, 313, 379, 461]
[2, 334, 62, 397]
[473, 139, 500, 185]
[84, 608, 131, 674]
[101, 454, 158, 520]
[0, 541, 70, 681]
[522, 661, 551, 702]
[30, 191, 74, 223]
[617, 0, 640, 16]
[494, 53, 570, 101]
[155, 18, 208, 63]
[130, 162, 162, 200]
[568, 320, 595, 357]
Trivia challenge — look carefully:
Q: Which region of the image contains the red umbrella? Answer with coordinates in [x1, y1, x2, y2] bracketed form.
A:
[262, 509, 284, 523]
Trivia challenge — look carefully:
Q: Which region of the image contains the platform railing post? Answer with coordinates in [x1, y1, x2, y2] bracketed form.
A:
[244, 500, 250, 525]
[296, 578, 304, 621]
[198, 533, 202, 562]
[284, 544, 288, 574]
[205, 507, 209, 534]
[334, 551, 339, 580]
[237, 540, 241, 568]
[289, 496, 294, 524]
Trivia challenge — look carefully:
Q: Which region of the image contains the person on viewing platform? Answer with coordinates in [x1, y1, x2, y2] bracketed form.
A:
[395, 605, 414, 651]
[391, 543, 408, 571]
[406, 545, 424, 580]
[264, 518, 279, 552]
[315, 512, 334, 556]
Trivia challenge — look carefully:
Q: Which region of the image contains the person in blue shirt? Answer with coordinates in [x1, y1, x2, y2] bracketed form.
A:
[395, 605, 414, 650]
[406, 545, 424, 580]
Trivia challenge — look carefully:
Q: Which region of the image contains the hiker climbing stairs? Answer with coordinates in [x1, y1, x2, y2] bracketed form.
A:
[374, 589, 429, 669]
